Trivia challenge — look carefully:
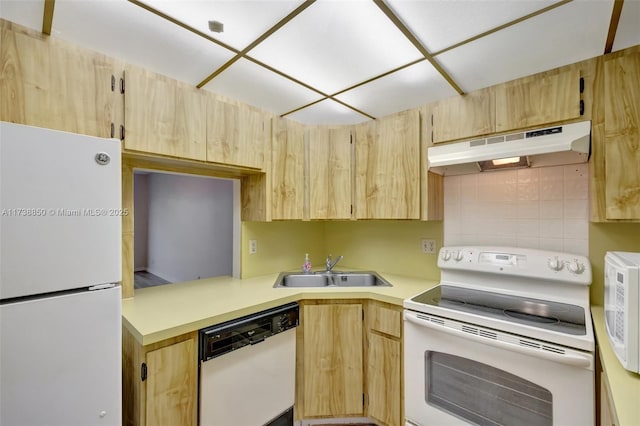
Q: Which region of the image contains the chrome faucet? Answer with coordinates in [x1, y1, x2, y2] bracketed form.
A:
[325, 254, 343, 272]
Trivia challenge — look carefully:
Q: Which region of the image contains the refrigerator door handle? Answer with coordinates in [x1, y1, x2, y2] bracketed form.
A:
[89, 283, 117, 291]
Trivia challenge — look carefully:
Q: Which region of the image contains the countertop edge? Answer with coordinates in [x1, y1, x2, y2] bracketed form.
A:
[122, 273, 437, 346]
[591, 306, 640, 426]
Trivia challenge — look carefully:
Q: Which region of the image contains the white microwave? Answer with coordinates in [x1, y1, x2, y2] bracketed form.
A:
[604, 251, 640, 374]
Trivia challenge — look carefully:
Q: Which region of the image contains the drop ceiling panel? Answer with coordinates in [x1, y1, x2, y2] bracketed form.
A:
[612, 0, 640, 52]
[387, 0, 558, 53]
[143, 0, 302, 51]
[51, 0, 235, 85]
[202, 57, 323, 115]
[286, 99, 369, 125]
[249, 0, 423, 94]
[335, 60, 458, 118]
[436, 0, 613, 93]
[0, 0, 45, 31]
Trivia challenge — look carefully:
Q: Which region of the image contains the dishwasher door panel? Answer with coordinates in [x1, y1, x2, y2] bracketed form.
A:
[199, 328, 296, 426]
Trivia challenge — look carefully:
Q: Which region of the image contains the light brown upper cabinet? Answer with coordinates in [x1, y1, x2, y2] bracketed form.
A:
[604, 52, 640, 220]
[0, 19, 119, 138]
[271, 117, 305, 220]
[355, 110, 420, 219]
[206, 97, 268, 170]
[306, 126, 352, 220]
[123, 65, 206, 161]
[432, 88, 495, 143]
[495, 68, 581, 132]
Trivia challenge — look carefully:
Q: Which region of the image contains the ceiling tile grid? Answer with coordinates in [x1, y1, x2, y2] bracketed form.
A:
[434, 0, 615, 93]
[248, 0, 425, 94]
[0, 0, 637, 125]
[334, 59, 458, 118]
[144, 0, 303, 51]
[201, 57, 325, 115]
[386, 0, 560, 54]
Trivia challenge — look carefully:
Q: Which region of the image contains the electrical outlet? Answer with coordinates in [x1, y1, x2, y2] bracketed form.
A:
[249, 239, 257, 255]
[421, 239, 436, 254]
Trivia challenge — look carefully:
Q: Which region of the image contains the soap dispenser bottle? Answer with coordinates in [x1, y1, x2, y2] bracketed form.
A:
[302, 253, 312, 274]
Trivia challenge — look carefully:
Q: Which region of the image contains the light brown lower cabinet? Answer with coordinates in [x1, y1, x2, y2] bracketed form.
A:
[299, 302, 364, 418]
[366, 301, 403, 426]
[122, 328, 198, 426]
[296, 300, 403, 425]
[596, 350, 617, 426]
[121, 300, 403, 426]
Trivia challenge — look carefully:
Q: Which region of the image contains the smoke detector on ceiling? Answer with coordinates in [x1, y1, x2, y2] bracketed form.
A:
[208, 20, 224, 33]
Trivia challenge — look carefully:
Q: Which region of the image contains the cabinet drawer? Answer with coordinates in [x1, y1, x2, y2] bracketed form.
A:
[369, 303, 401, 338]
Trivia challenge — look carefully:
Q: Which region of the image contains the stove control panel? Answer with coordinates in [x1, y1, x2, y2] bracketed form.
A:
[438, 246, 592, 284]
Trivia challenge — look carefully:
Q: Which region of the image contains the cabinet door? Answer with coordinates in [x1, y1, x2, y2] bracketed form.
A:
[272, 118, 304, 220]
[145, 338, 197, 426]
[0, 20, 118, 138]
[432, 88, 495, 143]
[303, 304, 363, 417]
[124, 65, 206, 160]
[355, 110, 420, 219]
[368, 333, 401, 426]
[495, 68, 581, 132]
[307, 126, 352, 219]
[206, 97, 266, 169]
[604, 52, 640, 220]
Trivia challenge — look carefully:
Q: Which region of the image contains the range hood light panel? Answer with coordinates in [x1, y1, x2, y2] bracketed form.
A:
[478, 156, 530, 172]
[492, 157, 521, 166]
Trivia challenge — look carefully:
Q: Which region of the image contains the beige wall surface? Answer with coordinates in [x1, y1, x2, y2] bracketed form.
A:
[241, 221, 326, 278]
[242, 220, 444, 281]
[324, 221, 443, 281]
[589, 222, 640, 305]
[241, 220, 638, 305]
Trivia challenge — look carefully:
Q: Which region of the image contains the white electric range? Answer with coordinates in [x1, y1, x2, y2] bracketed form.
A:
[404, 246, 594, 426]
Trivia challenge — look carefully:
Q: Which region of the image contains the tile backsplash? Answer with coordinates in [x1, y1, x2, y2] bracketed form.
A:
[444, 164, 589, 256]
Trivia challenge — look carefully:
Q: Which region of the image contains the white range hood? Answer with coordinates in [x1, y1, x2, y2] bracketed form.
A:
[428, 121, 591, 176]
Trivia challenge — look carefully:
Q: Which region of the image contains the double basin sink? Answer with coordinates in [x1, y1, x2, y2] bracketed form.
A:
[273, 271, 392, 288]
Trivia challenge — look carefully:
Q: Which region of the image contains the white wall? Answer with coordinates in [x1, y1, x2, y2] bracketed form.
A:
[133, 173, 149, 271]
[146, 173, 234, 283]
[444, 163, 589, 256]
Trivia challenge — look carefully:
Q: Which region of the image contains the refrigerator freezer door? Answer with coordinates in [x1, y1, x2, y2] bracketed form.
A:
[0, 122, 121, 299]
[0, 285, 121, 426]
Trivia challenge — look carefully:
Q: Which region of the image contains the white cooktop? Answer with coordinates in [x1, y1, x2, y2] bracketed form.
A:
[404, 246, 594, 351]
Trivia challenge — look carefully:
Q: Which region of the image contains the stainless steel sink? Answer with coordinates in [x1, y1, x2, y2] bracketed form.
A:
[279, 273, 332, 287]
[273, 271, 392, 288]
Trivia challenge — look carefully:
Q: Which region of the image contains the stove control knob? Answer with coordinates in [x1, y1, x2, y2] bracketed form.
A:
[568, 261, 585, 274]
[453, 250, 464, 262]
[440, 250, 451, 261]
[548, 257, 563, 271]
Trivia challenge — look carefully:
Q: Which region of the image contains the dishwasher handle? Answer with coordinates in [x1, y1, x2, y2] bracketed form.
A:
[249, 337, 265, 345]
[200, 302, 299, 362]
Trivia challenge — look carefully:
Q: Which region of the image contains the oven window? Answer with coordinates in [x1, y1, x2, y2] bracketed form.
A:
[426, 351, 552, 426]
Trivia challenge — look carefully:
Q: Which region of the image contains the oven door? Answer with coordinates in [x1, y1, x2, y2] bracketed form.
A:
[404, 310, 594, 426]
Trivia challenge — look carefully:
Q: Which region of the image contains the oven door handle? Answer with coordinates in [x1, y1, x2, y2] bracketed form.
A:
[405, 312, 592, 368]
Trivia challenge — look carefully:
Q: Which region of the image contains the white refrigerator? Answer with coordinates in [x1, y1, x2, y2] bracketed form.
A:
[0, 121, 122, 426]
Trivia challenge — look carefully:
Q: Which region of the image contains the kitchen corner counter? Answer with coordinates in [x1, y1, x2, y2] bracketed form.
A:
[591, 306, 640, 426]
[122, 271, 438, 346]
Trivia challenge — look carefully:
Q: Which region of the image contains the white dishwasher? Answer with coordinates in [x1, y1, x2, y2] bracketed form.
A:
[199, 302, 299, 426]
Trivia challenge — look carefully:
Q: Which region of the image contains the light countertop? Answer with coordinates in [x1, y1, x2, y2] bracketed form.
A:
[591, 307, 640, 426]
[122, 271, 438, 346]
[122, 279, 639, 424]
